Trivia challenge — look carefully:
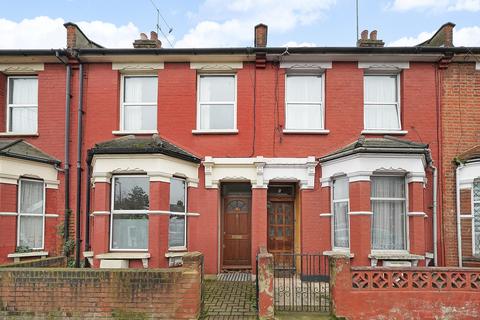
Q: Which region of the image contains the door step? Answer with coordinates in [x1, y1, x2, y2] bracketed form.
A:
[217, 272, 252, 282]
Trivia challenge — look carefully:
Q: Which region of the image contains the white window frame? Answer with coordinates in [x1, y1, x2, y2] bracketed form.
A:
[119, 74, 158, 133]
[17, 178, 45, 250]
[331, 176, 350, 251]
[195, 73, 237, 133]
[285, 73, 325, 131]
[168, 177, 188, 250]
[6, 75, 39, 134]
[472, 180, 480, 256]
[370, 174, 409, 253]
[110, 175, 149, 252]
[363, 73, 402, 132]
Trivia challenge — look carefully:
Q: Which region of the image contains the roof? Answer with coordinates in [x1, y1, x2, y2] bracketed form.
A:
[87, 134, 201, 163]
[0, 139, 60, 165]
[456, 145, 480, 163]
[318, 135, 431, 163]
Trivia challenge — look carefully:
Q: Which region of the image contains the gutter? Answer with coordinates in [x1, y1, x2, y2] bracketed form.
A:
[86, 148, 201, 164]
[318, 147, 431, 163]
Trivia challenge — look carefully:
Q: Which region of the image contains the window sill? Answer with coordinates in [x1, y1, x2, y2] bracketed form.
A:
[165, 251, 188, 258]
[112, 130, 158, 135]
[8, 251, 48, 262]
[323, 250, 354, 258]
[192, 129, 238, 135]
[95, 252, 150, 260]
[283, 129, 330, 134]
[0, 132, 39, 137]
[361, 130, 408, 135]
[369, 252, 424, 261]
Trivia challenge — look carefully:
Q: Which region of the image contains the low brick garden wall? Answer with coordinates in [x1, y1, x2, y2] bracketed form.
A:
[0, 252, 202, 319]
[0, 256, 67, 268]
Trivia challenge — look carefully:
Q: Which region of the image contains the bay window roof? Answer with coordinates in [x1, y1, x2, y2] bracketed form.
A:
[0, 139, 60, 165]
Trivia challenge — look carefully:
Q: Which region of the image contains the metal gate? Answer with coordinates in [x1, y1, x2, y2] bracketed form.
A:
[273, 253, 330, 312]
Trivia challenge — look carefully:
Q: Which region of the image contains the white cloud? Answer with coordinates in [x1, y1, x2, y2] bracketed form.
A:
[0, 16, 140, 49]
[283, 41, 317, 47]
[176, 0, 336, 47]
[389, 0, 480, 11]
[389, 26, 480, 46]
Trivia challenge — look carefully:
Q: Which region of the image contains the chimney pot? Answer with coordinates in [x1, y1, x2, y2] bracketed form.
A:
[254, 23, 268, 48]
[370, 30, 377, 40]
[361, 30, 368, 40]
[140, 33, 148, 40]
[150, 31, 158, 41]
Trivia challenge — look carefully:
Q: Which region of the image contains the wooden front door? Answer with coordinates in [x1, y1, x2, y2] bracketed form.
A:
[267, 201, 294, 257]
[222, 196, 251, 268]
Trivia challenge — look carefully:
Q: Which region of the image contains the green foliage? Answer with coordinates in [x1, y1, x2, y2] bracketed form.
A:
[15, 245, 32, 253]
[63, 239, 75, 256]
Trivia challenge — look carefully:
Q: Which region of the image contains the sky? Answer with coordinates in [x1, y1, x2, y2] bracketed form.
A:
[0, 0, 479, 49]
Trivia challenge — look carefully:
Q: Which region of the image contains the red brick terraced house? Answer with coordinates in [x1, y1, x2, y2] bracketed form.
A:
[0, 22, 479, 274]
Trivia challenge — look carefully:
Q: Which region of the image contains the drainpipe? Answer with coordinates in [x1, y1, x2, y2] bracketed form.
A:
[75, 63, 84, 268]
[64, 64, 72, 242]
[431, 164, 438, 266]
[85, 160, 91, 254]
[456, 164, 463, 267]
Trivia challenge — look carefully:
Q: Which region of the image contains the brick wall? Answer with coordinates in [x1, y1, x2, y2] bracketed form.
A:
[441, 62, 480, 266]
[0, 252, 202, 319]
[0, 256, 66, 268]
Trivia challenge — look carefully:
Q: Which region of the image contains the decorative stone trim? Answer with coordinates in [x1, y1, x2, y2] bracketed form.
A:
[407, 211, 427, 217]
[45, 214, 59, 218]
[83, 251, 94, 266]
[0, 158, 59, 187]
[283, 129, 330, 134]
[187, 178, 199, 188]
[112, 62, 164, 71]
[460, 215, 474, 219]
[358, 62, 410, 70]
[406, 172, 427, 184]
[0, 212, 17, 216]
[0, 63, 44, 73]
[91, 211, 110, 216]
[368, 252, 424, 267]
[190, 62, 243, 70]
[348, 211, 373, 215]
[319, 213, 332, 217]
[8, 251, 48, 263]
[361, 130, 408, 135]
[149, 172, 172, 183]
[112, 130, 158, 135]
[323, 250, 354, 258]
[95, 252, 150, 268]
[347, 171, 373, 182]
[280, 61, 332, 70]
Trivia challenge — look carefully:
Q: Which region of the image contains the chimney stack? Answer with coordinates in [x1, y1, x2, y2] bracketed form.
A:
[417, 22, 455, 48]
[357, 29, 385, 48]
[254, 24, 268, 48]
[133, 31, 162, 48]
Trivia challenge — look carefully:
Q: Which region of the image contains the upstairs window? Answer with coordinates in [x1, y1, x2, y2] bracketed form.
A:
[18, 179, 45, 250]
[197, 74, 236, 131]
[7, 76, 38, 133]
[371, 176, 407, 251]
[169, 178, 187, 249]
[364, 74, 401, 131]
[332, 177, 349, 249]
[111, 176, 149, 251]
[121, 75, 157, 132]
[285, 74, 324, 130]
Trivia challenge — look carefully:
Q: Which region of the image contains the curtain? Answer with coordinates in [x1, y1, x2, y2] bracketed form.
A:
[286, 75, 323, 130]
[199, 75, 234, 102]
[112, 214, 148, 250]
[333, 177, 349, 248]
[169, 215, 186, 248]
[20, 180, 43, 214]
[473, 182, 480, 255]
[200, 104, 234, 130]
[9, 78, 38, 133]
[19, 180, 44, 249]
[10, 107, 38, 133]
[286, 104, 323, 130]
[371, 176, 406, 250]
[123, 77, 157, 130]
[364, 75, 400, 130]
[124, 77, 157, 103]
[19, 216, 43, 249]
[10, 78, 38, 105]
[199, 75, 235, 130]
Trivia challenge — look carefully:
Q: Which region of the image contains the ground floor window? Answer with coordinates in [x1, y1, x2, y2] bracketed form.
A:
[332, 177, 349, 249]
[473, 180, 480, 255]
[169, 177, 187, 249]
[371, 175, 407, 250]
[18, 179, 45, 250]
[111, 176, 149, 250]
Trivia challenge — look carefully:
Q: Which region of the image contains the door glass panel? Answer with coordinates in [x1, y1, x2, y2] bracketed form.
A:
[269, 227, 275, 237]
[269, 214, 275, 224]
[285, 227, 291, 237]
[277, 214, 283, 224]
[277, 228, 283, 237]
[285, 214, 291, 224]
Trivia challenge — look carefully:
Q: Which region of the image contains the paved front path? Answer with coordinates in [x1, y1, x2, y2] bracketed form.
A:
[201, 278, 257, 320]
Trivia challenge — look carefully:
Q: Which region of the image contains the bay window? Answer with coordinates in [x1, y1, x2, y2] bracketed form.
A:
[197, 74, 236, 131]
[18, 179, 45, 249]
[371, 176, 407, 251]
[111, 176, 149, 251]
[473, 181, 480, 255]
[364, 74, 401, 131]
[285, 74, 324, 130]
[332, 177, 349, 249]
[120, 75, 157, 132]
[7, 76, 38, 133]
[169, 177, 187, 249]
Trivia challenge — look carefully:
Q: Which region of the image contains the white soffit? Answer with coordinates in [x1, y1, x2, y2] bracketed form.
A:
[112, 62, 164, 71]
[320, 153, 426, 186]
[280, 61, 332, 70]
[0, 63, 44, 73]
[190, 62, 243, 70]
[458, 162, 480, 189]
[203, 156, 317, 189]
[0, 157, 59, 188]
[358, 62, 410, 70]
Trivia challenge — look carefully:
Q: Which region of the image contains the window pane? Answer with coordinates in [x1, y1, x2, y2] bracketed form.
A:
[20, 180, 44, 214]
[169, 215, 186, 248]
[371, 176, 405, 198]
[124, 77, 157, 103]
[123, 105, 157, 131]
[112, 214, 148, 250]
[170, 179, 186, 212]
[334, 202, 349, 248]
[113, 177, 149, 211]
[286, 75, 322, 102]
[286, 103, 322, 129]
[333, 177, 348, 200]
[200, 104, 234, 129]
[364, 104, 400, 130]
[372, 200, 406, 250]
[474, 202, 480, 255]
[10, 107, 38, 133]
[9, 78, 38, 105]
[364, 75, 397, 103]
[199, 75, 235, 102]
[19, 216, 43, 249]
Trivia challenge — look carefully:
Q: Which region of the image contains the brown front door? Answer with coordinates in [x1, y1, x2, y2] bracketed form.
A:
[222, 195, 251, 268]
[267, 200, 294, 257]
